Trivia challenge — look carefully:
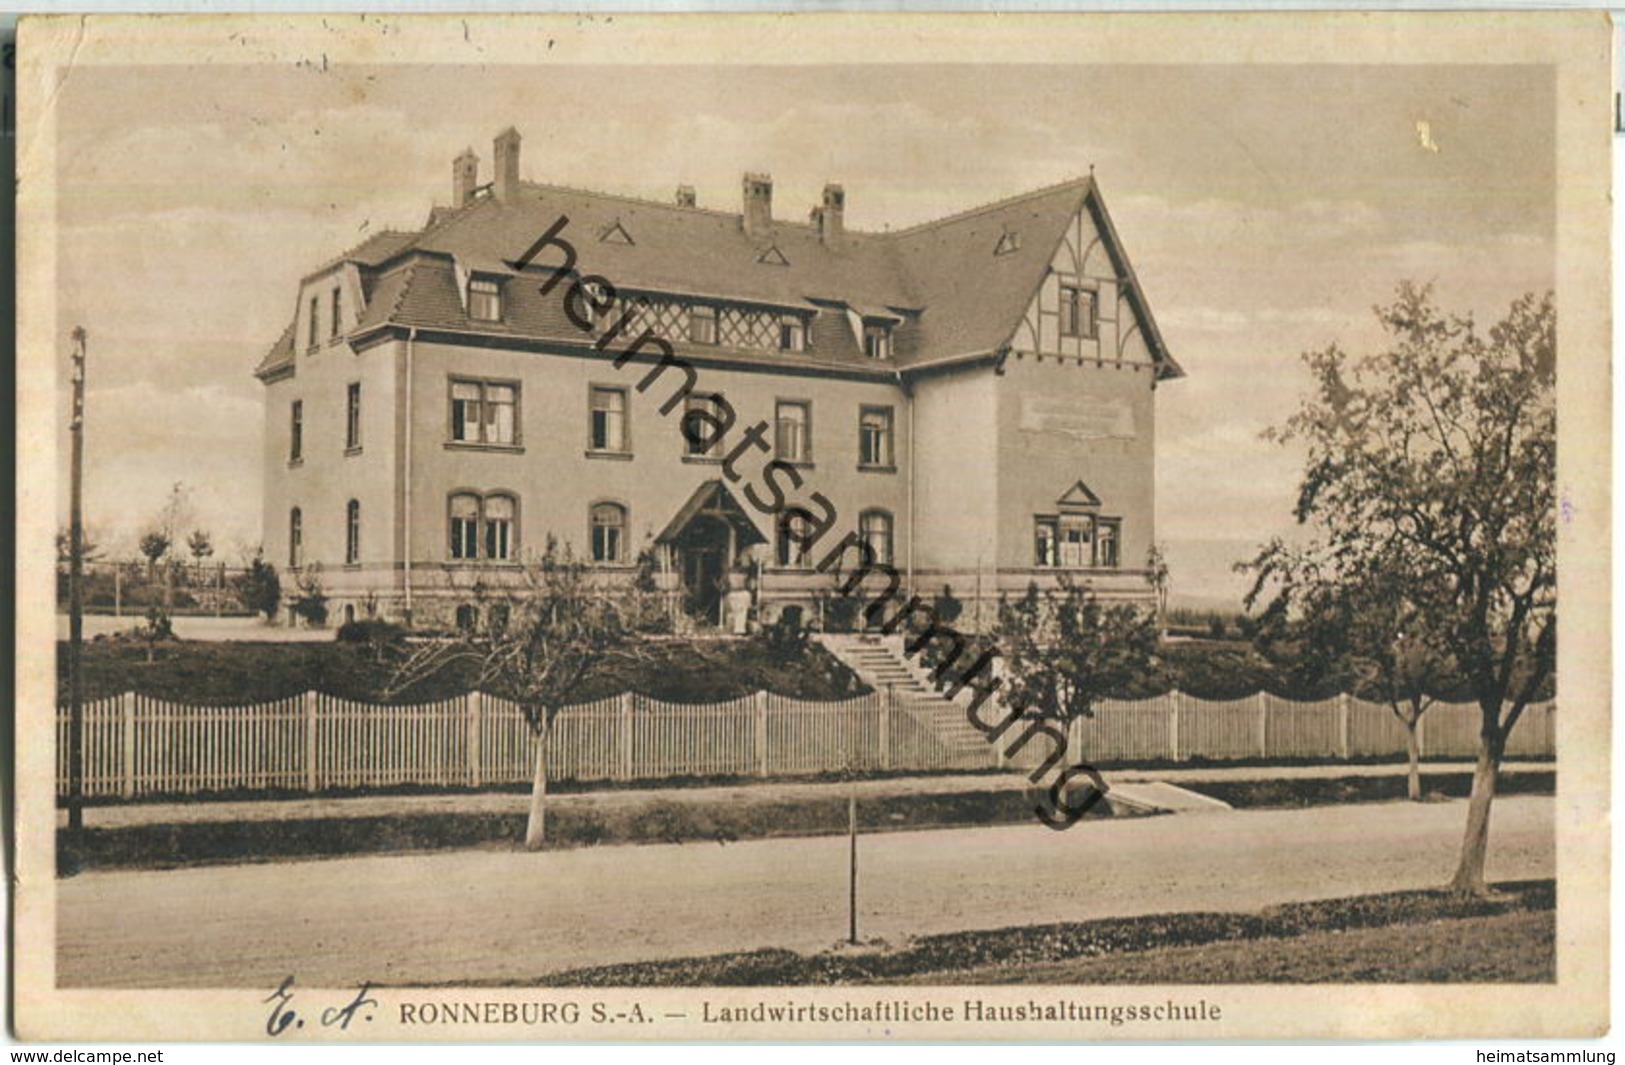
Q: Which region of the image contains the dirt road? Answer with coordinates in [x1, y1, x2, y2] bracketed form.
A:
[56, 796, 1554, 988]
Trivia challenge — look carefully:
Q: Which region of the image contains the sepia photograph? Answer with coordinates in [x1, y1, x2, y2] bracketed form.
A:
[11, 11, 1612, 1042]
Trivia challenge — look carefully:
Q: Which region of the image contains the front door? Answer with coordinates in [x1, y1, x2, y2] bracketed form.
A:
[678, 517, 730, 626]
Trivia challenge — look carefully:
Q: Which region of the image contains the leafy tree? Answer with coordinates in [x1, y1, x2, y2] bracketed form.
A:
[236, 550, 282, 621]
[629, 543, 672, 634]
[1261, 283, 1555, 894]
[994, 576, 1161, 742]
[135, 604, 174, 663]
[1145, 542, 1171, 624]
[384, 537, 652, 849]
[55, 526, 104, 569]
[1246, 540, 1453, 800]
[137, 530, 171, 578]
[186, 529, 214, 568]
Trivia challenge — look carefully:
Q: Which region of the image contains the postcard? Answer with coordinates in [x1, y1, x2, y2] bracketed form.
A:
[11, 11, 1611, 1041]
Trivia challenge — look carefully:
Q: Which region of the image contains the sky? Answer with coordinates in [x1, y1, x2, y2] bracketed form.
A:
[51, 59, 1556, 607]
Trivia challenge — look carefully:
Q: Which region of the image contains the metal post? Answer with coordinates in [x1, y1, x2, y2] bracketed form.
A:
[66, 328, 87, 833]
[848, 789, 859, 945]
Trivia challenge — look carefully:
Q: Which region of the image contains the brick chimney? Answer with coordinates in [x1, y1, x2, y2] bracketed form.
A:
[493, 127, 521, 203]
[816, 183, 845, 248]
[675, 185, 697, 208]
[453, 148, 479, 206]
[742, 172, 773, 238]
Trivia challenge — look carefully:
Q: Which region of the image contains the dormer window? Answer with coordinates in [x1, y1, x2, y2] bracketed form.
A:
[573, 280, 610, 326]
[329, 287, 342, 340]
[863, 323, 891, 360]
[469, 277, 503, 322]
[689, 304, 718, 345]
[779, 315, 806, 353]
[307, 295, 320, 351]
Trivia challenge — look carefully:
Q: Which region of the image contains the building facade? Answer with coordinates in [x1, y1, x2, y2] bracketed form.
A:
[255, 128, 1183, 630]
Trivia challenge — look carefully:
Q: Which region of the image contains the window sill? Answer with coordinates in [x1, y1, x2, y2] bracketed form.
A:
[681, 455, 724, 465]
[857, 464, 897, 474]
[585, 449, 634, 462]
[775, 459, 815, 470]
[344, 446, 363, 457]
[288, 458, 304, 468]
[444, 441, 525, 455]
[1032, 565, 1121, 572]
[344, 562, 361, 570]
[442, 559, 521, 568]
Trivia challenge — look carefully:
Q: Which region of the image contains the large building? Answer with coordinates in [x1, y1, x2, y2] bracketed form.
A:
[255, 127, 1183, 630]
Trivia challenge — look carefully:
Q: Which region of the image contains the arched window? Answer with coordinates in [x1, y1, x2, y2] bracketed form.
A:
[449, 493, 480, 559]
[777, 509, 812, 568]
[859, 509, 893, 566]
[591, 502, 627, 563]
[288, 508, 303, 569]
[484, 495, 516, 561]
[449, 491, 518, 561]
[345, 500, 361, 564]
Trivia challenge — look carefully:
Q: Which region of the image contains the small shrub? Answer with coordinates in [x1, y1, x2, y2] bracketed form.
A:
[336, 619, 407, 645]
[289, 565, 330, 628]
[236, 552, 281, 621]
[762, 608, 809, 655]
[290, 595, 329, 627]
[822, 592, 863, 634]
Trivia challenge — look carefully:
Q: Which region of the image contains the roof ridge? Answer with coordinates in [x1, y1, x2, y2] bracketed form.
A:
[305, 228, 424, 281]
[887, 176, 1093, 237]
[509, 179, 886, 240]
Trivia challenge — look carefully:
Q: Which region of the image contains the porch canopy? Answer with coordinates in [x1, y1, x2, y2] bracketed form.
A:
[655, 479, 769, 549]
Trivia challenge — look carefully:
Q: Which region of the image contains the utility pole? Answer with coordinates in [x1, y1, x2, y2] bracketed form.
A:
[67, 327, 87, 833]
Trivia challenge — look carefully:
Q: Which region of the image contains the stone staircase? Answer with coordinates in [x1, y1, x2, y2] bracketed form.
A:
[817, 633, 995, 757]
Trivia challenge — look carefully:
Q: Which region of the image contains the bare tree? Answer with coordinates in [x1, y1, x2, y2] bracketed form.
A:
[385, 537, 655, 849]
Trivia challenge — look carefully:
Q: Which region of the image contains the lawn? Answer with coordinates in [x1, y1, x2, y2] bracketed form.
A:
[933, 910, 1554, 984]
[59, 635, 868, 705]
[511, 879, 1554, 987]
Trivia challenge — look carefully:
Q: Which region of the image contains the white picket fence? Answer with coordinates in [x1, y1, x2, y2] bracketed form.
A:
[55, 690, 1556, 800]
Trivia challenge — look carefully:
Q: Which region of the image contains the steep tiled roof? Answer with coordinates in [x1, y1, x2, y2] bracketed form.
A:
[307, 230, 421, 281]
[416, 184, 919, 313]
[266, 172, 1179, 379]
[253, 321, 296, 379]
[889, 180, 1092, 366]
